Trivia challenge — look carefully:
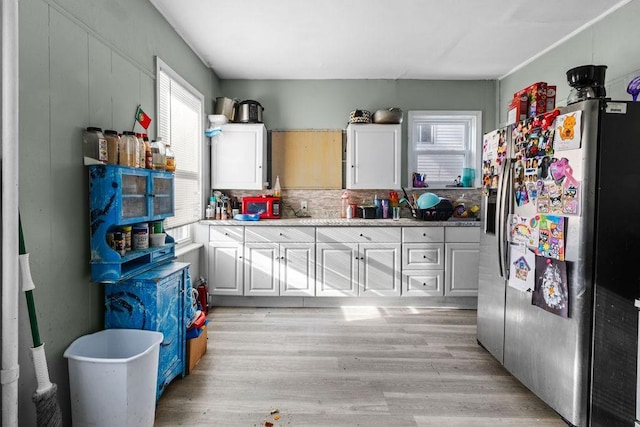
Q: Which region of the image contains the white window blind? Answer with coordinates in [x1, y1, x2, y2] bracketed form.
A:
[408, 111, 481, 187]
[156, 58, 204, 230]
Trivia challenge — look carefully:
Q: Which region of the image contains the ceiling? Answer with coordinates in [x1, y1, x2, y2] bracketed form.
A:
[150, 0, 628, 81]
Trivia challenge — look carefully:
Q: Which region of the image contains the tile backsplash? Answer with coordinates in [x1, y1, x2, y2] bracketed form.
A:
[221, 188, 482, 219]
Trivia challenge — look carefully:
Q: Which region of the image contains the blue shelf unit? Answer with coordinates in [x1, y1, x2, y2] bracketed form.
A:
[105, 262, 190, 400]
[88, 164, 176, 283]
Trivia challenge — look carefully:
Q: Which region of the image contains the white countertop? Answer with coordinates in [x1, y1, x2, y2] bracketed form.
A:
[200, 217, 481, 227]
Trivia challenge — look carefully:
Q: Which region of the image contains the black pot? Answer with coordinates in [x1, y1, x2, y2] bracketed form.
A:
[235, 100, 264, 123]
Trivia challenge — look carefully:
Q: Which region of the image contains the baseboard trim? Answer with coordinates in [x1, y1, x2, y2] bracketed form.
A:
[211, 296, 477, 309]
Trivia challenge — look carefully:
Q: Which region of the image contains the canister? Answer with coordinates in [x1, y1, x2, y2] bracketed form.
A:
[120, 226, 132, 251]
[132, 223, 149, 250]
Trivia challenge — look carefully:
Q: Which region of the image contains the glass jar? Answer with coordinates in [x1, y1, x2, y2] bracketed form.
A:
[136, 133, 145, 169]
[83, 127, 108, 164]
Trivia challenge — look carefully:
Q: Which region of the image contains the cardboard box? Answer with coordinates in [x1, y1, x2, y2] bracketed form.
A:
[526, 82, 547, 118]
[546, 85, 557, 112]
[507, 90, 529, 124]
[186, 325, 207, 374]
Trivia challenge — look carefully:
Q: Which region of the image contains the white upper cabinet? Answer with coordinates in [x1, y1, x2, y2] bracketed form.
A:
[211, 123, 266, 190]
[346, 124, 401, 189]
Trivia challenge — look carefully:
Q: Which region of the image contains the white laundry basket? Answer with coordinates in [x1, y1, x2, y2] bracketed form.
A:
[64, 329, 163, 427]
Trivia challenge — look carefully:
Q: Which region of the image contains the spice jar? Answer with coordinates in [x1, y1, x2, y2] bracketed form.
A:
[83, 127, 108, 165]
[104, 130, 120, 165]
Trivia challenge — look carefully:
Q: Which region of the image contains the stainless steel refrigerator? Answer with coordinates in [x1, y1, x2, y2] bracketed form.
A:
[477, 99, 640, 427]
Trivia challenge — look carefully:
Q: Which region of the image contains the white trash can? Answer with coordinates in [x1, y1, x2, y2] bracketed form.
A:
[64, 329, 163, 427]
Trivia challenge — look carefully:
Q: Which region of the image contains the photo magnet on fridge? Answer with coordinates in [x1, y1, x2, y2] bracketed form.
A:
[532, 257, 569, 318]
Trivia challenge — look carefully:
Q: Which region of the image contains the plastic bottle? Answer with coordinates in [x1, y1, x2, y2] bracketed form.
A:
[83, 127, 108, 164]
[142, 134, 153, 169]
[151, 138, 166, 170]
[136, 133, 145, 169]
[341, 191, 350, 218]
[121, 131, 139, 167]
[165, 140, 175, 173]
[346, 204, 353, 219]
[104, 130, 120, 165]
[118, 132, 135, 167]
[274, 176, 281, 197]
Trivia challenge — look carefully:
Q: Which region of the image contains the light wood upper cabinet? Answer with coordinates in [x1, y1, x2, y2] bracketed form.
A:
[271, 130, 342, 189]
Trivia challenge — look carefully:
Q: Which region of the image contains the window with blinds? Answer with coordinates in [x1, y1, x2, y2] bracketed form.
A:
[156, 58, 204, 232]
[408, 111, 481, 187]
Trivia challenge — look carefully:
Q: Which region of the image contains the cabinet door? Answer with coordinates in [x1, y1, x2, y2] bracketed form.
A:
[359, 243, 401, 297]
[244, 243, 279, 296]
[151, 172, 174, 218]
[120, 168, 149, 219]
[156, 272, 184, 397]
[208, 242, 243, 296]
[316, 243, 358, 296]
[211, 124, 265, 190]
[280, 243, 315, 296]
[346, 124, 401, 189]
[445, 242, 480, 296]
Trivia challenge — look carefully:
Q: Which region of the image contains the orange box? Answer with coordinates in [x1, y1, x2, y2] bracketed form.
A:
[186, 325, 207, 374]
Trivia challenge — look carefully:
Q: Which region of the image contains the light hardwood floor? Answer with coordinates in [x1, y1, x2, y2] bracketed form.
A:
[155, 307, 567, 426]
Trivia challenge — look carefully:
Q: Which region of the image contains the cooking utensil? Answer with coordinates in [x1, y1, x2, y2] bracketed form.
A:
[235, 100, 264, 123]
[372, 108, 403, 124]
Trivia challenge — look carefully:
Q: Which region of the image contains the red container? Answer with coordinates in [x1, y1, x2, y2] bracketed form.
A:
[197, 285, 208, 315]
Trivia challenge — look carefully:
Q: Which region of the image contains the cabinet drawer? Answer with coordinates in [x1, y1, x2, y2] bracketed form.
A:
[402, 270, 444, 297]
[245, 227, 314, 243]
[316, 227, 401, 243]
[445, 227, 480, 243]
[402, 243, 444, 269]
[209, 226, 244, 242]
[402, 227, 444, 243]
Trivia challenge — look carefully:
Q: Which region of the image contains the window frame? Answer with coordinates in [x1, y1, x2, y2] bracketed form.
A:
[155, 57, 205, 245]
[407, 110, 482, 189]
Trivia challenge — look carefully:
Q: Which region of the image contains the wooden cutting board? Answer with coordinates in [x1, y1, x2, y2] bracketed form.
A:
[271, 130, 343, 189]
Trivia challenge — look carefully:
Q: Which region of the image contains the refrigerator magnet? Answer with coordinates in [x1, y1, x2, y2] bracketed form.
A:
[532, 257, 569, 318]
[554, 111, 583, 151]
[537, 215, 565, 261]
[509, 245, 536, 293]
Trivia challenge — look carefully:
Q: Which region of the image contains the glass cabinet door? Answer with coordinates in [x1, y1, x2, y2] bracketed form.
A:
[152, 174, 174, 217]
[121, 172, 149, 218]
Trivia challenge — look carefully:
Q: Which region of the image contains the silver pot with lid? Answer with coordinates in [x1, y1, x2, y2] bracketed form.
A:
[214, 97, 238, 122]
[235, 100, 264, 123]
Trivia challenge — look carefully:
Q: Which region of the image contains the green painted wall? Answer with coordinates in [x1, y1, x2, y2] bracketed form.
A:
[498, 0, 640, 124]
[220, 79, 497, 187]
[13, 0, 217, 424]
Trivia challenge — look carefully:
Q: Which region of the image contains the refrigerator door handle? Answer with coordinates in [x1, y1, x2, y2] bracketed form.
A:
[495, 159, 507, 278]
[501, 159, 513, 279]
[496, 158, 512, 278]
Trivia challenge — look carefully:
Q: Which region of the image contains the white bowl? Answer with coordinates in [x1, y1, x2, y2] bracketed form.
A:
[208, 114, 228, 125]
[149, 233, 166, 247]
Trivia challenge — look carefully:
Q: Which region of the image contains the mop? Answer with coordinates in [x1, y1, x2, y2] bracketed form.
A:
[19, 217, 63, 426]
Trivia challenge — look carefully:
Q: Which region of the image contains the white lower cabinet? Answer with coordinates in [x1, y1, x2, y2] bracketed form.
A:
[316, 227, 401, 297]
[208, 226, 244, 296]
[244, 227, 315, 296]
[444, 228, 480, 297]
[205, 223, 480, 300]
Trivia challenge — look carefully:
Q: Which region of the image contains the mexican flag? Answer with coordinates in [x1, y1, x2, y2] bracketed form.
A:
[135, 105, 152, 129]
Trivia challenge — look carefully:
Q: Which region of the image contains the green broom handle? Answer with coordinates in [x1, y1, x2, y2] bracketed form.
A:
[19, 216, 42, 348]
